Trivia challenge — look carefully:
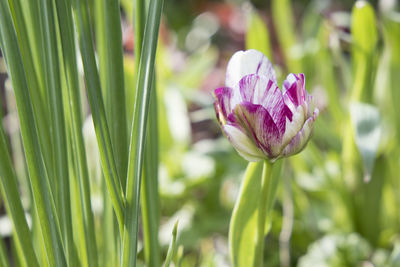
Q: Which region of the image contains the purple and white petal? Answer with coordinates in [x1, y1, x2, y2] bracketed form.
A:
[213, 87, 234, 123]
[236, 74, 293, 135]
[223, 124, 265, 161]
[225, 49, 276, 89]
[281, 109, 319, 157]
[213, 49, 317, 162]
[283, 73, 306, 110]
[234, 102, 282, 158]
[281, 105, 306, 148]
[236, 74, 275, 106]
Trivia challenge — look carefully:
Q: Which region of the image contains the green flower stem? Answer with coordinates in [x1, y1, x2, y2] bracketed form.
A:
[254, 160, 278, 267]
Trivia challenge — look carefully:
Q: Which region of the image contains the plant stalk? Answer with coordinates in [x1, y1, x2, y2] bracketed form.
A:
[254, 160, 277, 267]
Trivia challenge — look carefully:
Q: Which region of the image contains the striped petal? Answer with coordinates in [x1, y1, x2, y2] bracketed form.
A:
[223, 124, 264, 161]
[232, 102, 282, 158]
[213, 87, 234, 124]
[283, 73, 306, 111]
[282, 109, 319, 157]
[226, 49, 276, 89]
[236, 74, 293, 136]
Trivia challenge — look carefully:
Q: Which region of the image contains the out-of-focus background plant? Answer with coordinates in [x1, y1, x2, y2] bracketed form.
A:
[1, 0, 400, 266]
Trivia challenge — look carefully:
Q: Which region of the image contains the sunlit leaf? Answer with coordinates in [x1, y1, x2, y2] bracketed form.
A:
[350, 102, 381, 182]
[229, 161, 282, 266]
[245, 9, 272, 59]
[351, 1, 377, 55]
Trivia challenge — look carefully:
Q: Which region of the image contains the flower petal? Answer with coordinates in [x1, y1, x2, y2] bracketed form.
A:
[223, 124, 264, 161]
[282, 109, 319, 157]
[283, 73, 306, 110]
[232, 102, 282, 158]
[281, 105, 306, 148]
[237, 74, 293, 135]
[225, 49, 276, 89]
[213, 87, 234, 124]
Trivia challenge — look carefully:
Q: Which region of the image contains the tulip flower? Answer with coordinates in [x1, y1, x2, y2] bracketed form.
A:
[213, 49, 318, 162]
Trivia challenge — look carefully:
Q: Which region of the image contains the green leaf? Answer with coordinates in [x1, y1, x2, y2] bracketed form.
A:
[72, 0, 125, 232]
[0, 1, 66, 265]
[0, 125, 38, 267]
[229, 161, 282, 266]
[271, 0, 302, 72]
[8, 0, 54, 184]
[141, 82, 161, 267]
[55, 0, 98, 264]
[40, 0, 75, 262]
[351, 1, 378, 55]
[350, 102, 381, 181]
[350, 1, 378, 102]
[95, 0, 128, 188]
[122, 0, 164, 265]
[164, 221, 179, 267]
[245, 9, 272, 60]
[0, 237, 9, 267]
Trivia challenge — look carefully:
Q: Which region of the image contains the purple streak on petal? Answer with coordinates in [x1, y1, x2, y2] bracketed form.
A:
[283, 73, 306, 107]
[213, 87, 234, 123]
[259, 82, 293, 134]
[234, 102, 282, 158]
[256, 60, 262, 73]
[282, 109, 319, 157]
[238, 74, 259, 103]
[237, 74, 293, 135]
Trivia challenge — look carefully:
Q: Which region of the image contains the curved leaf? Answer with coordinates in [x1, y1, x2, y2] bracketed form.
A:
[229, 160, 282, 266]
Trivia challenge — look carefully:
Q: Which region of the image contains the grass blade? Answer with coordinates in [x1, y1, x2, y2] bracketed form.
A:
[0, 237, 9, 267]
[72, 0, 125, 232]
[141, 82, 160, 266]
[0, 118, 38, 267]
[164, 221, 179, 267]
[40, 0, 76, 262]
[55, 0, 99, 265]
[122, 0, 164, 265]
[96, 0, 128, 189]
[245, 9, 272, 59]
[7, 0, 54, 183]
[134, 0, 161, 264]
[0, 1, 66, 265]
[271, 0, 302, 72]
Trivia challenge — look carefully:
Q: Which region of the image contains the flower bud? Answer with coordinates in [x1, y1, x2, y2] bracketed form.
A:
[213, 49, 318, 161]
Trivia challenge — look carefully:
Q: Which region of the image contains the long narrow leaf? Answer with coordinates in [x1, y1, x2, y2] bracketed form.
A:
[134, 0, 161, 265]
[55, 0, 99, 265]
[0, 117, 38, 267]
[141, 83, 160, 266]
[164, 221, 179, 267]
[0, 237, 9, 267]
[122, 0, 164, 265]
[72, 0, 125, 232]
[96, 0, 128, 188]
[0, 1, 66, 265]
[8, 0, 54, 184]
[40, 0, 75, 262]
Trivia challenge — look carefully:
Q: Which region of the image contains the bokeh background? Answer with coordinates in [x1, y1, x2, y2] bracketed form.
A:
[1, 0, 400, 266]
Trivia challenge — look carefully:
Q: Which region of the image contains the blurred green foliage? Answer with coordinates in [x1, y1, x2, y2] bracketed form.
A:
[1, 0, 400, 266]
